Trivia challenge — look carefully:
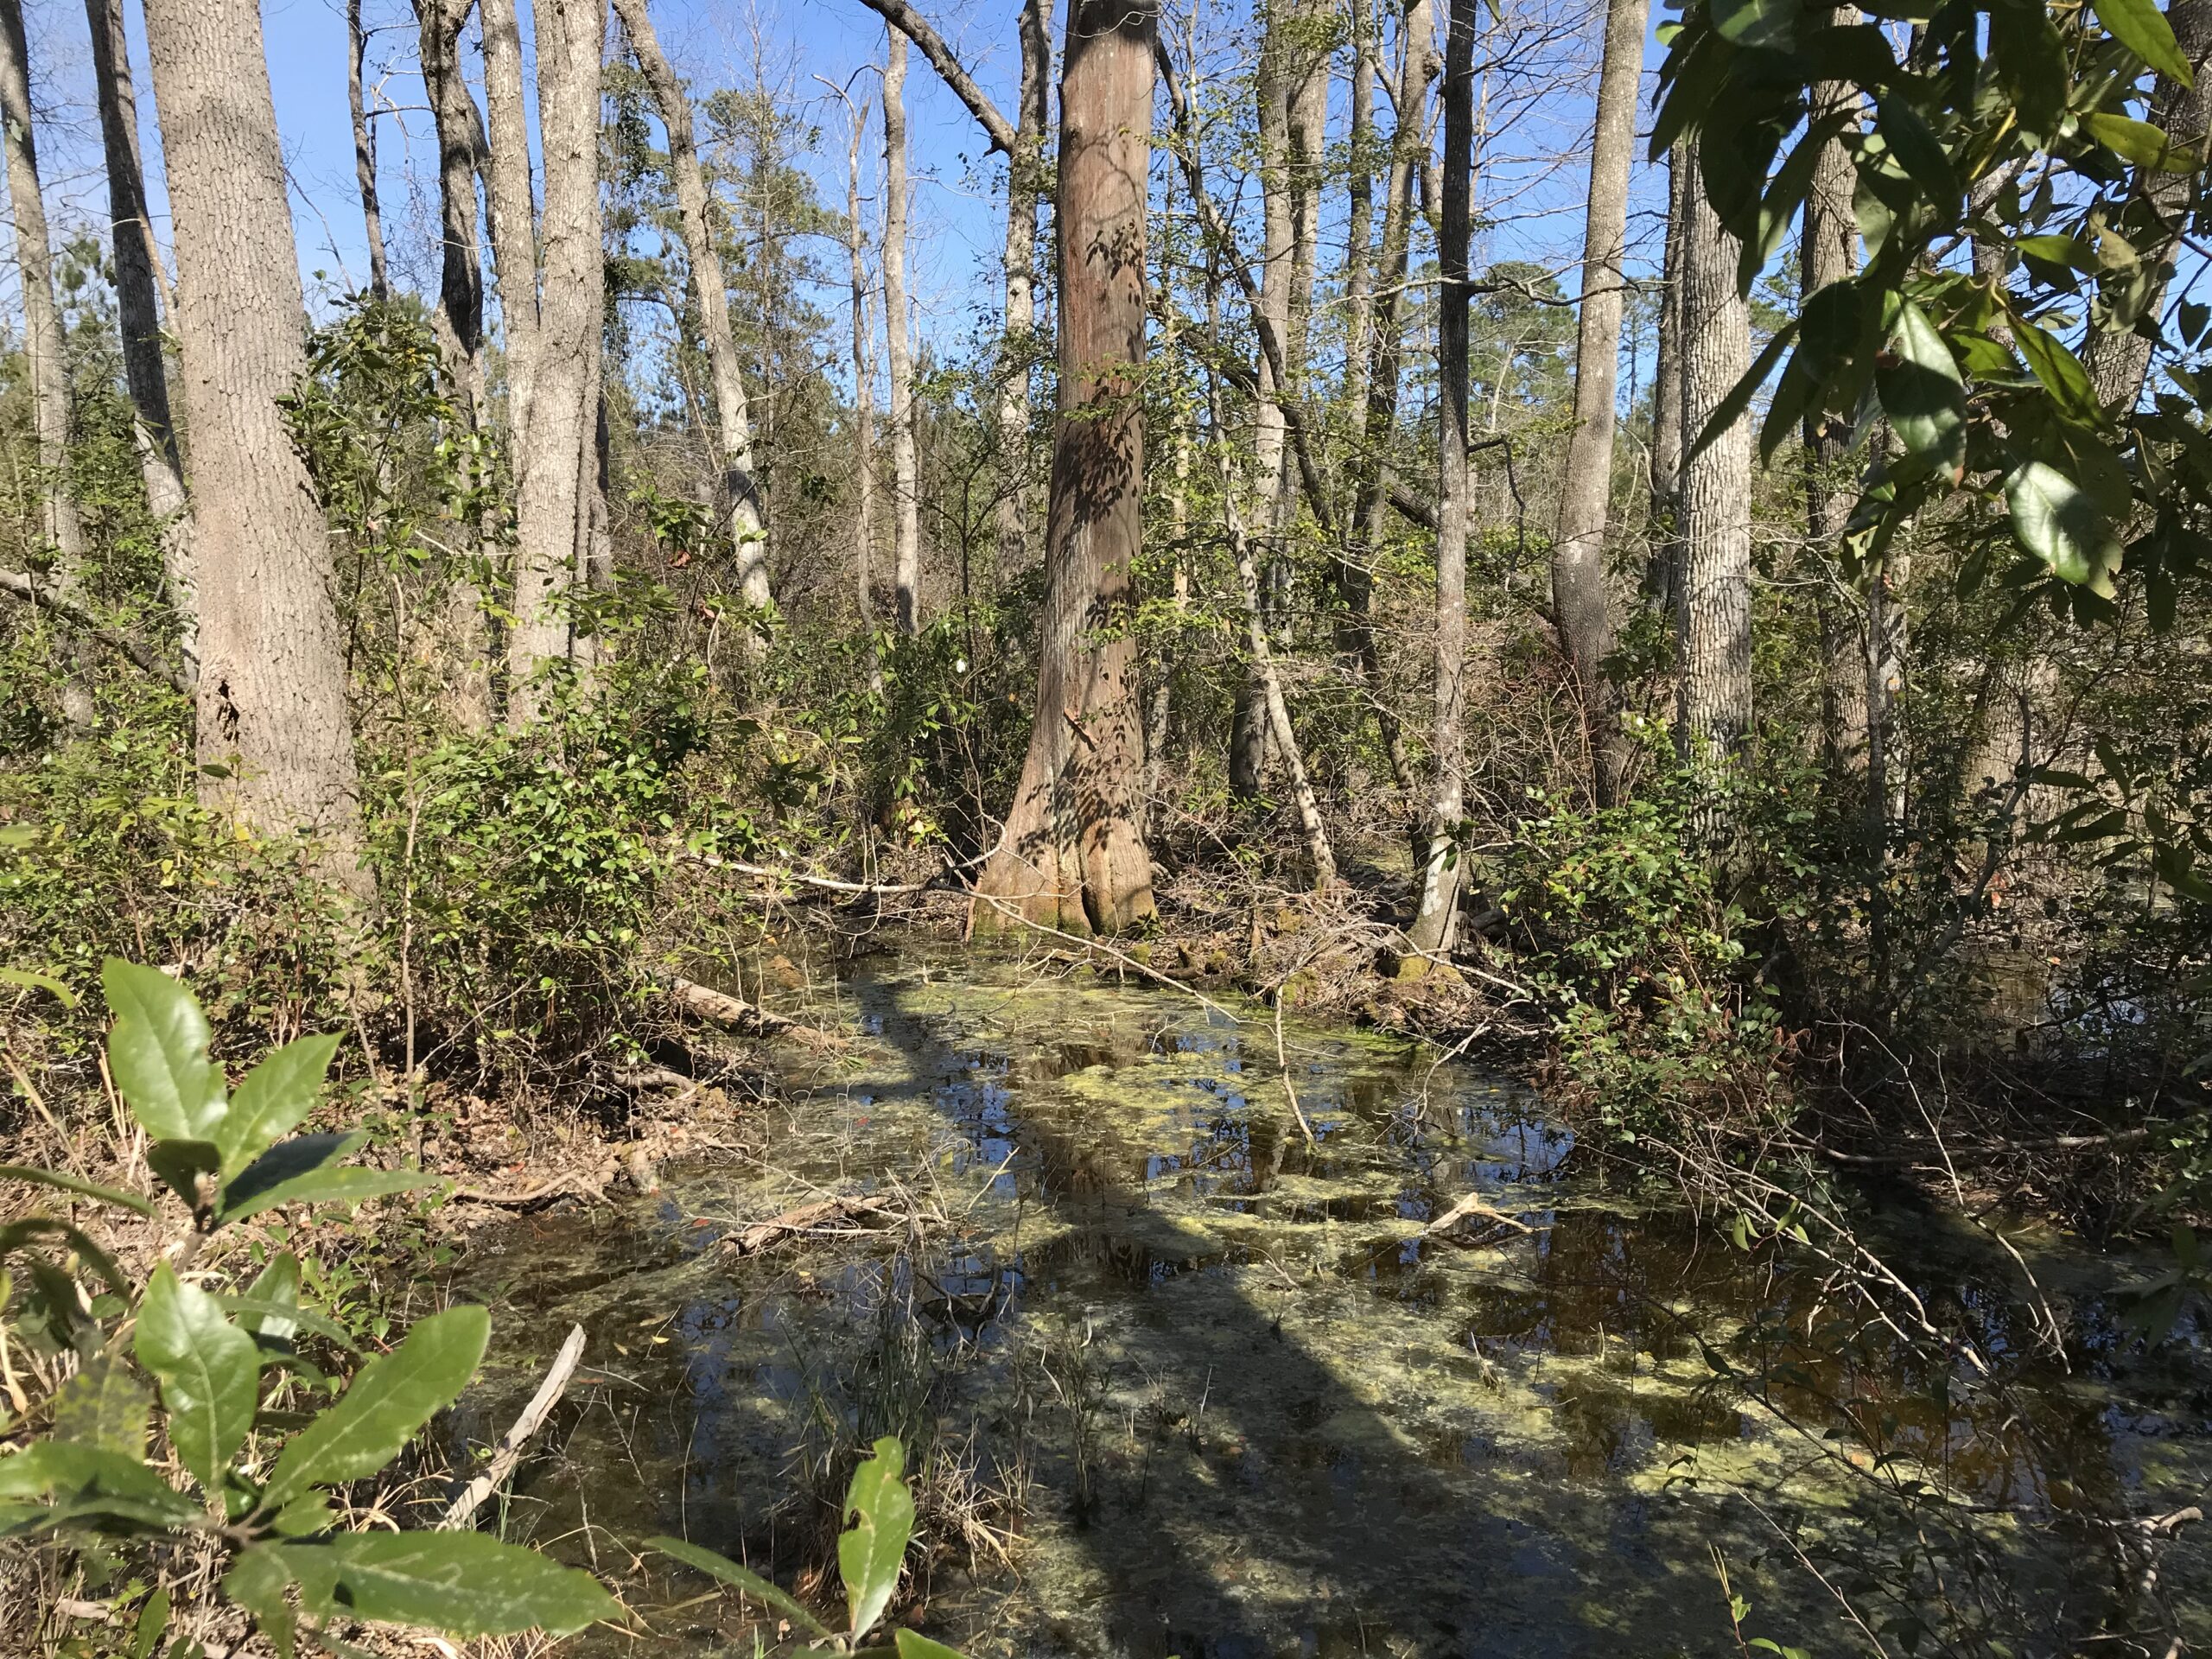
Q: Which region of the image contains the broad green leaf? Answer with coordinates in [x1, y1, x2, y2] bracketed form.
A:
[238, 1251, 302, 1344]
[221, 1294, 355, 1353]
[839, 1437, 914, 1637]
[217, 1033, 340, 1179]
[0, 1440, 200, 1527]
[102, 960, 225, 1144]
[0, 1217, 128, 1297]
[650, 1536, 832, 1637]
[224, 1546, 297, 1659]
[2006, 459, 2121, 593]
[1711, 0, 1800, 51]
[136, 1264, 258, 1491]
[1878, 299, 1968, 479]
[1987, 0, 2069, 135]
[0, 1164, 157, 1217]
[0, 966, 74, 1005]
[2091, 0, 2192, 82]
[146, 1141, 220, 1211]
[2081, 111, 2190, 170]
[1874, 93, 1960, 212]
[1691, 318, 1800, 463]
[130, 1587, 172, 1659]
[896, 1631, 973, 1659]
[283, 1532, 618, 1637]
[219, 1162, 429, 1228]
[2014, 321, 2104, 426]
[53, 1353, 151, 1457]
[261, 1304, 489, 1509]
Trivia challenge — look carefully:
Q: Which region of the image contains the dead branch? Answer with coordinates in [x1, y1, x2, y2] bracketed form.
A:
[665, 975, 847, 1049]
[438, 1323, 587, 1530]
[0, 568, 194, 694]
[722, 1192, 893, 1256]
[1424, 1189, 1542, 1239]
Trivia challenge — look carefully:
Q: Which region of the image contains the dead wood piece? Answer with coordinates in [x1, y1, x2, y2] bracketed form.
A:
[438, 1323, 587, 1530]
[1423, 1190, 1541, 1240]
[624, 1145, 660, 1195]
[667, 975, 846, 1050]
[451, 1162, 613, 1209]
[724, 1193, 893, 1256]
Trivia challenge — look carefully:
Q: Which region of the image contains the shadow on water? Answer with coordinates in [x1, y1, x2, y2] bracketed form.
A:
[448, 952, 2212, 1657]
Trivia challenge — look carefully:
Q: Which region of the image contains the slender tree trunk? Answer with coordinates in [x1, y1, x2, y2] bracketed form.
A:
[973, 0, 1157, 936]
[346, 0, 389, 301]
[1674, 137, 1754, 798]
[1549, 0, 1648, 805]
[508, 0, 606, 722]
[86, 0, 194, 683]
[838, 88, 884, 690]
[1402, 0, 1475, 967]
[480, 0, 538, 442]
[0, 0, 92, 724]
[1644, 151, 1688, 620]
[617, 0, 771, 626]
[994, 0, 1048, 583]
[1341, 0, 1377, 427]
[142, 0, 369, 894]
[881, 29, 921, 634]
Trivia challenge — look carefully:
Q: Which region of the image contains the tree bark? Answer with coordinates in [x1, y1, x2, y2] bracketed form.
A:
[1644, 149, 1687, 619]
[142, 0, 369, 894]
[1674, 137, 1754, 785]
[85, 0, 194, 683]
[507, 0, 606, 723]
[1548, 0, 1648, 805]
[835, 86, 883, 688]
[973, 0, 1157, 936]
[881, 28, 921, 634]
[480, 0, 538, 442]
[995, 0, 1049, 583]
[0, 0, 91, 724]
[616, 0, 771, 623]
[346, 0, 389, 300]
[1402, 0, 1476, 967]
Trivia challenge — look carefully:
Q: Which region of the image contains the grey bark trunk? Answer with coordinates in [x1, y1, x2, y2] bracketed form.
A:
[0, 0, 91, 724]
[1675, 138, 1754, 791]
[86, 0, 194, 683]
[480, 0, 538, 443]
[507, 0, 606, 723]
[1644, 149, 1687, 618]
[346, 0, 389, 300]
[881, 29, 921, 634]
[616, 0, 771, 626]
[995, 0, 1048, 582]
[838, 87, 883, 690]
[1548, 0, 1648, 805]
[974, 0, 1157, 936]
[143, 0, 370, 895]
[1402, 0, 1476, 967]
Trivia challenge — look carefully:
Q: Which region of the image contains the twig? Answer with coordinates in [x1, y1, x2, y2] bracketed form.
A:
[722, 1192, 893, 1256]
[438, 1324, 587, 1530]
[1423, 1190, 1541, 1238]
[1272, 990, 1316, 1147]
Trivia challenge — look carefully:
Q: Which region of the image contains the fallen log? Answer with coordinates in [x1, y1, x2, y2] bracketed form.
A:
[723, 1193, 893, 1257]
[666, 976, 846, 1050]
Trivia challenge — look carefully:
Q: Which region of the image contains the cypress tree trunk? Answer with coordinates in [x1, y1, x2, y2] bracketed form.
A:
[973, 0, 1158, 936]
[1548, 0, 1648, 805]
[0, 0, 91, 725]
[508, 0, 606, 723]
[881, 29, 921, 634]
[995, 0, 1049, 582]
[86, 0, 194, 683]
[1402, 0, 1476, 968]
[617, 0, 772, 624]
[1674, 138, 1754, 792]
[142, 0, 370, 895]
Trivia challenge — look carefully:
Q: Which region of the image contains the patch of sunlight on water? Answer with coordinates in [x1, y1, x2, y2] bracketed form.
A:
[445, 949, 2212, 1658]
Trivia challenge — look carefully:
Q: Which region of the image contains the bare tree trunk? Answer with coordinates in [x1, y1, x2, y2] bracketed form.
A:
[973, 0, 1157, 936]
[480, 0, 538, 442]
[1675, 137, 1754, 793]
[995, 0, 1048, 583]
[881, 29, 921, 634]
[1548, 0, 1648, 805]
[1644, 152, 1688, 620]
[346, 0, 389, 301]
[0, 0, 91, 724]
[86, 0, 194, 683]
[835, 85, 884, 690]
[1402, 0, 1476, 968]
[508, 0, 606, 723]
[1341, 0, 1377, 426]
[416, 0, 493, 730]
[616, 0, 771, 627]
[143, 0, 369, 895]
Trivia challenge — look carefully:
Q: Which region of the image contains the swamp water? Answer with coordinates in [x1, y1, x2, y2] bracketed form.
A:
[449, 953, 2212, 1656]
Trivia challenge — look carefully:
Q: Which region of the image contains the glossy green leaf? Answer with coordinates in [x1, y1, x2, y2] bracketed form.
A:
[102, 959, 225, 1144]
[0, 966, 74, 1006]
[135, 1264, 259, 1491]
[1711, 0, 1800, 52]
[1987, 0, 2069, 135]
[650, 1536, 832, 1637]
[0, 1164, 157, 1217]
[217, 1034, 340, 1179]
[895, 1631, 972, 1659]
[224, 1546, 297, 1659]
[2091, 0, 2192, 82]
[53, 1354, 151, 1457]
[2014, 320, 2105, 426]
[2006, 459, 2121, 592]
[146, 1141, 220, 1211]
[0, 1440, 200, 1528]
[283, 1532, 618, 1637]
[261, 1304, 489, 1508]
[2081, 111, 2190, 170]
[1878, 300, 1968, 479]
[130, 1587, 172, 1659]
[1874, 93, 1960, 213]
[839, 1437, 914, 1637]
[218, 1132, 428, 1225]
